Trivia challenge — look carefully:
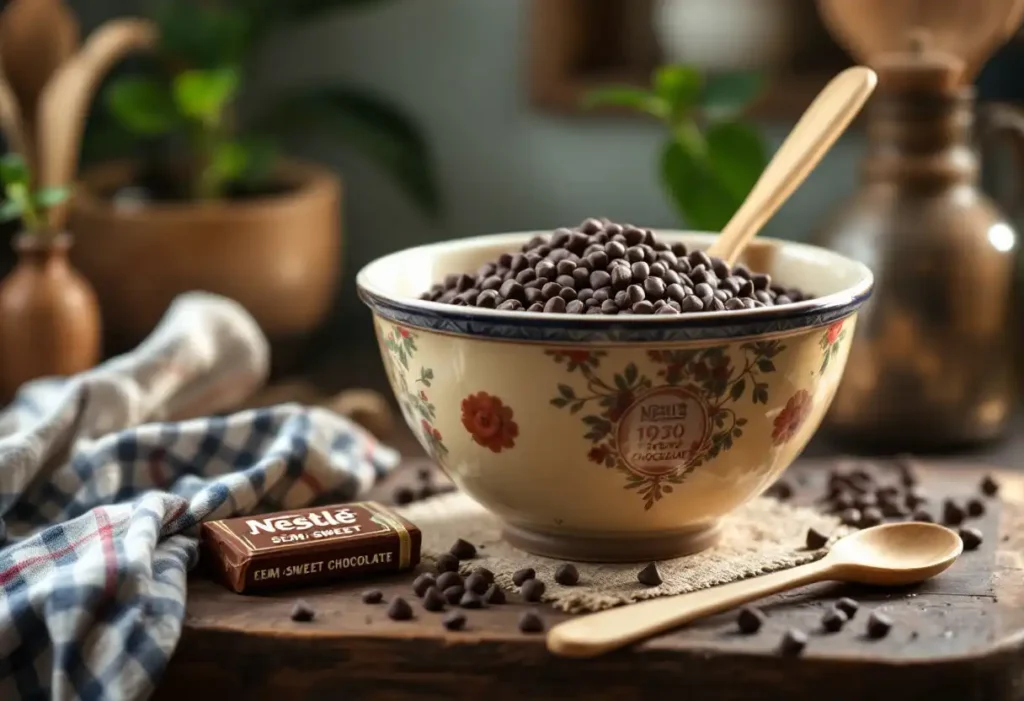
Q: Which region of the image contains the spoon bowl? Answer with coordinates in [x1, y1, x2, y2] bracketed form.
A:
[827, 521, 963, 585]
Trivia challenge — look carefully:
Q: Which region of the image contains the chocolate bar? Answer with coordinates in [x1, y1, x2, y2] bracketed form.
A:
[200, 501, 422, 593]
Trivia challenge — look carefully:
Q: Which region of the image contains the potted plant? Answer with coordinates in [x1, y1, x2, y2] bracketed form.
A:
[70, 0, 440, 354]
[0, 153, 100, 397]
[586, 65, 768, 231]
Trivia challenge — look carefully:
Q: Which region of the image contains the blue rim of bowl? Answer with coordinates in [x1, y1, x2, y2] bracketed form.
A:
[357, 235, 875, 344]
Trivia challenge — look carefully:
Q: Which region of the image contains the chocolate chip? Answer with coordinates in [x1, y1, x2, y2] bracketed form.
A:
[736, 607, 764, 634]
[442, 610, 467, 631]
[768, 480, 793, 500]
[779, 629, 808, 656]
[805, 527, 829, 550]
[840, 508, 862, 527]
[484, 584, 506, 604]
[290, 600, 315, 622]
[981, 475, 1000, 497]
[905, 490, 927, 509]
[443, 585, 465, 605]
[521, 578, 546, 602]
[959, 527, 983, 551]
[942, 499, 965, 526]
[518, 609, 545, 633]
[860, 507, 883, 528]
[966, 498, 985, 518]
[436, 571, 462, 591]
[361, 589, 384, 604]
[392, 486, 415, 505]
[450, 539, 477, 560]
[512, 568, 536, 586]
[471, 567, 494, 584]
[423, 586, 446, 612]
[836, 597, 859, 618]
[822, 608, 848, 633]
[912, 509, 934, 523]
[554, 564, 580, 586]
[387, 597, 414, 621]
[465, 572, 490, 595]
[866, 611, 893, 639]
[637, 562, 663, 586]
[459, 591, 483, 609]
[412, 573, 436, 597]
[436, 553, 459, 573]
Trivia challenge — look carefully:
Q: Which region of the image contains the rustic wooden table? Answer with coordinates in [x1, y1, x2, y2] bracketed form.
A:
[154, 345, 1024, 701]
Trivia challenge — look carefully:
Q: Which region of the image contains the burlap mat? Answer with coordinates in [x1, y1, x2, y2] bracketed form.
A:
[398, 492, 847, 613]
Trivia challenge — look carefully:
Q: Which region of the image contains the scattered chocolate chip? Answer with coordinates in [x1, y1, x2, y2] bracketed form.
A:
[471, 567, 495, 584]
[779, 629, 808, 656]
[840, 508, 862, 527]
[860, 507, 883, 528]
[821, 608, 848, 633]
[905, 490, 927, 509]
[637, 562, 663, 586]
[521, 578, 546, 602]
[866, 611, 893, 639]
[361, 589, 384, 604]
[465, 572, 490, 595]
[942, 499, 965, 526]
[392, 486, 415, 505]
[805, 527, 829, 550]
[436, 571, 463, 591]
[768, 480, 793, 500]
[459, 591, 483, 609]
[450, 539, 477, 559]
[512, 567, 536, 586]
[959, 527, 983, 551]
[912, 509, 934, 523]
[423, 586, 446, 612]
[442, 610, 467, 631]
[290, 600, 315, 622]
[836, 597, 859, 619]
[436, 553, 459, 573]
[895, 455, 918, 487]
[966, 498, 985, 518]
[387, 597, 413, 621]
[412, 573, 436, 597]
[736, 607, 765, 634]
[416, 484, 436, 500]
[554, 563, 580, 585]
[518, 609, 545, 633]
[981, 475, 1000, 497]
[484, 584, 506, 604]
[443, 585, 465, 605]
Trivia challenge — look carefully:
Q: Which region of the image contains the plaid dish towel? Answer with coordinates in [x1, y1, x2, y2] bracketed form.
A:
[0, 293, 399, 701]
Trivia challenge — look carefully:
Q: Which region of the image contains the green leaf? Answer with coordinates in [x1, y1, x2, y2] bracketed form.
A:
[582, 86, 664, 118]
[0, 199, 22, 221]
[700, 72, 763, 118]
[558, 384, 576, 399]
[208, 141, 249, 184]
[729, 379, 746, 401]
[236, 136, 277, 185]
[106, 77, 180, 135]
[653, 65, 702, 119]
[173, 68, 240, 125]
[34, 186, 70, 208]
[0, 153, 29, 187]
[706, 121, 767, 204]
[254, 86, 441, 217]
[756, 358, 775, 373]
[660, 139, 738, 232]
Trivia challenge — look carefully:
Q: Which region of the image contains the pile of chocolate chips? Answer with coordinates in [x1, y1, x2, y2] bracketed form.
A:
[422, 218, 808, 315]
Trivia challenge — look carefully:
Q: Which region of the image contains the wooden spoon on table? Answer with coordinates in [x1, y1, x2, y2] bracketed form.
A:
[704, 66, 877, 267]
[547, 522, 963, 658]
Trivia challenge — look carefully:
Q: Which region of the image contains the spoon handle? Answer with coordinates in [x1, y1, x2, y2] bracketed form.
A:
[706, 66, 877, 266]
[546, 559, 833, 658]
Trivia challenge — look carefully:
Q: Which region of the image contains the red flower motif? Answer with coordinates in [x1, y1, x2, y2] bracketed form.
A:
[419, 390, 428, 400]
[826, 321, 844, 345]
[398, 327, 411, 338]
[588, 445, 609, 464]
[461, 392, 519, 453]
[772, 390, 812, 446]
[565, 350, 591, 364]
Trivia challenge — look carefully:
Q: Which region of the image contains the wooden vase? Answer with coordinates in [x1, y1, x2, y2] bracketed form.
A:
[0, 233, 101, 398]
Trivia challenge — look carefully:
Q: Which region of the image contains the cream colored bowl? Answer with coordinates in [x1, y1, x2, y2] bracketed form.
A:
[358, 231, 873, 562]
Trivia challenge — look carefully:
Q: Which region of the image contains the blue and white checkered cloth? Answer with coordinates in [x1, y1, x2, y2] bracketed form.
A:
[0, 293, 400, 701]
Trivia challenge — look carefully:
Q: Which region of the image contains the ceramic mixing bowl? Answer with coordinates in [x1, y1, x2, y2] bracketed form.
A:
[357, 231, 873, 562]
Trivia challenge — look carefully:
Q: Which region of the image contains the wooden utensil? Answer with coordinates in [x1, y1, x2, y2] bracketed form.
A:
[0, 57, 28, 164]
[705, 66, 877, 266]
[0, 0, 79, 165]
[546, 521, 963, 658]
[36, 18, 157, 229]
[817, 0, 1024, 83]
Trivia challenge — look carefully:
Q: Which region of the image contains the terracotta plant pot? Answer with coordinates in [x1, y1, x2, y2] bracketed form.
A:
[0, 233, 101, 398]
[69, 159, 342, 353]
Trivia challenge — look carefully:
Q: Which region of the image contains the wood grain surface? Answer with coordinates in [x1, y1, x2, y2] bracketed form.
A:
[154, 457, 1024, 701]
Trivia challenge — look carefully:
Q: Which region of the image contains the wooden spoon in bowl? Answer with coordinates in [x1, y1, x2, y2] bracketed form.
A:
[705, 66, 877, 267]
[547, 521, 963, 658]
